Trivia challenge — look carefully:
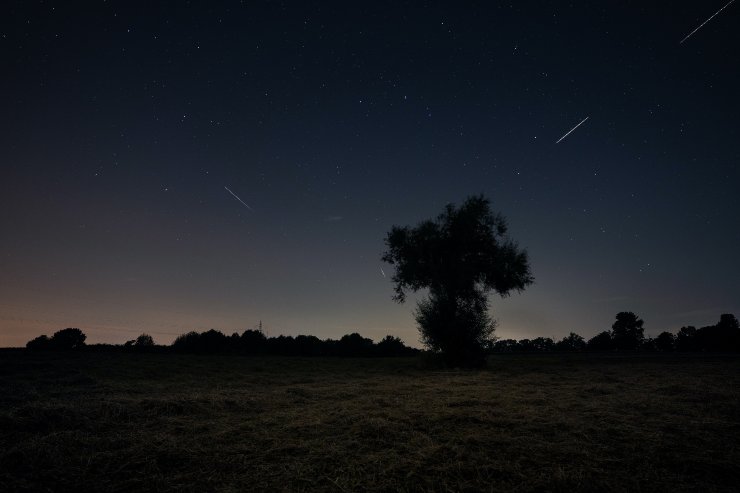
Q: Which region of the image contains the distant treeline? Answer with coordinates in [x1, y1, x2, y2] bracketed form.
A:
[23, 312, 740, 356]
[491, 312, 740, 353]
[25, 328, 419, 357]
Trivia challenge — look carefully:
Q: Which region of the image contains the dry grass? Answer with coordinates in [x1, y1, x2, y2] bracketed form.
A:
[1, 351, 739, 492]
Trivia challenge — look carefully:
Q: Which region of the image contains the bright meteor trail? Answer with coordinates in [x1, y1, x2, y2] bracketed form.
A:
[224, 186, 253, 211]
[556, 116, 589, 144]
[680, 0, 736, 44]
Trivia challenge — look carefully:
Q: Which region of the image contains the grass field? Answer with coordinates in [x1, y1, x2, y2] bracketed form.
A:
[1, 351, 739, 492]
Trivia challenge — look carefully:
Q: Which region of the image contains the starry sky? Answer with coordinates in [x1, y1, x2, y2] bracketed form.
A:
[2, 1, 739, 347]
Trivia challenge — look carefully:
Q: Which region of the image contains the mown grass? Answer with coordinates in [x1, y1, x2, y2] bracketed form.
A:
[1, 351, 739, 492]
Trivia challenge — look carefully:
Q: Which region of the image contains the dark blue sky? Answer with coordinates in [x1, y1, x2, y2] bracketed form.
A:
[1, 1, 738, 346]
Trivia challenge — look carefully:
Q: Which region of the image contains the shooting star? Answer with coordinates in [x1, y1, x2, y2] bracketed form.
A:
[680, 0, 736, 44]
[556, 116, 589, 144]
[224, 186, 253, 211]
[380, 267, 386, 278]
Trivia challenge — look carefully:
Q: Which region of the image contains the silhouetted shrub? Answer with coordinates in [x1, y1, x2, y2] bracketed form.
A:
[50, 328, 86, 350]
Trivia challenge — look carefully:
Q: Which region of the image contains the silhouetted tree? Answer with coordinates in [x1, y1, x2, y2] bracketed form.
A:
[293, 334, 325, 356]
[199, 329, 230, 352]
[516, 338, 534, 352]
[655, 331, 675, 352]
[555, 332, 586, 351]
[491, 338, 519, 353]
[641, 337, 658, 352]
[337, 333, 375, 356]
[26, 335, 51, 350]
[172, 329, 232, 353]
[135, 333, 155, 347]
[172, 331, 201, 352]
[695, 314, 740, 351]
[611, 312, 645, 350]
[531, 337, 554, 352]
[241, 329, 267, 354]
[715, 314, 740, 351]
[587, 331, 613, 351]
[718, 313, 739, 330]
[268, 335, 298, 355]
[382, 195, 533, 367]
[376, 335, 412, 356]
[50, 328, 86, 350]
[675, 326, 697, 351]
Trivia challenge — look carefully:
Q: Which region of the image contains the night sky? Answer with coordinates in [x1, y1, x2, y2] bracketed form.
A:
[2, 1, 739, 347]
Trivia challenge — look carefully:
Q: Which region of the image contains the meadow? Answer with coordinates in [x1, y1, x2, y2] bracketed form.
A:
[1, 351, 739, 492]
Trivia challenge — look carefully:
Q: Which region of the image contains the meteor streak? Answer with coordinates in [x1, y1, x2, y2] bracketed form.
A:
[224, 186, 253, 211]
[680, 0, 736, 44]
[556, 116, 589, 144]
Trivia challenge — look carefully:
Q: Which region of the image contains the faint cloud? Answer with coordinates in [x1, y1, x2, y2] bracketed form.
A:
[324, 215, 344, 222]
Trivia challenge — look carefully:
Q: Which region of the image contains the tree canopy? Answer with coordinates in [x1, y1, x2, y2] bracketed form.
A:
[611, 312, 645, 350]
[382, 195, 533, 367]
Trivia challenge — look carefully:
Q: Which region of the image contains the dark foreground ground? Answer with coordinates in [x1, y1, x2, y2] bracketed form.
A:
[1, 351, 739, 492]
